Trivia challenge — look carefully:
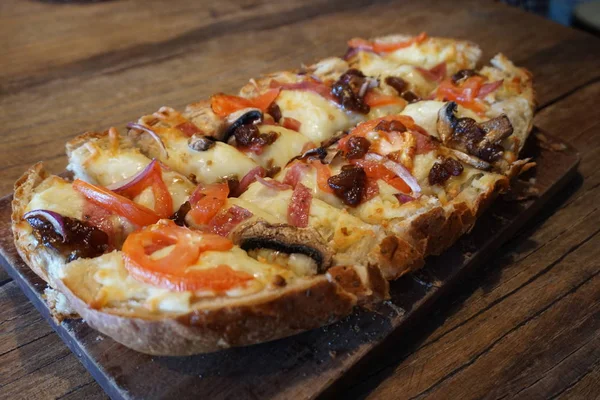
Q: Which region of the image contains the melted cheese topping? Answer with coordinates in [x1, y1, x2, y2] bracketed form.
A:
[26, 176, 138, 249]
[248, 249, 317, 277]
[359, 58, 437, 97]
[70, 144, 195, 213]
[158, 133, 258, 183]
[76, 147, 150, 185]
[61, 244, 297, 315]
[239, 181, 380, 266]
[226, 198, 283, 225]
[401, 101, 483, 139]
[26, 177, 85, 219]
[275, 90, 364, 143]
[355, 38, 480, 73]
[353, 181, 441, 226]
[247, 125, 313, 169]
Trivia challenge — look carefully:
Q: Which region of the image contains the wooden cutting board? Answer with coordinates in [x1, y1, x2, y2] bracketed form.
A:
[0, 129, 579, 400]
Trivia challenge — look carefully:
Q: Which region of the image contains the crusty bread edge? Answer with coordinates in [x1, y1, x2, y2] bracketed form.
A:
[56, 274, 356, 356]
[12, 162, 52, 284]
[11, 164, 383, 355]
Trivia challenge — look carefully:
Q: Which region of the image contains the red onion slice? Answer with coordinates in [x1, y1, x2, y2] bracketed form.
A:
[358, 77, 379, 98]
[106, 159, 158, 192]
[394, 193, 415, 204]
[23, 209, 67, 241]
[127, 122, 169, 159]
[365, 153, 421, 195]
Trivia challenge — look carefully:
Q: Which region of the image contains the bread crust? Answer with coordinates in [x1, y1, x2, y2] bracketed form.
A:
[11, 164, 371, 355]
[12, 162, 53, 284]
[65, 131, 108, 156]
[56, 275, 356, 355]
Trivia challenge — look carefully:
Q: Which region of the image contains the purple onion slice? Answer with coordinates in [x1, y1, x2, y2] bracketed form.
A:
[106, 159, 157, 193]
[127, 122, 169, 159]
[394, 193, 415, 204]
[365, 152, 421, 195]
[23, 209, 67, 241]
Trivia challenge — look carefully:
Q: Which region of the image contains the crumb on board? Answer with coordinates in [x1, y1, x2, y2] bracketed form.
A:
[535, 132, 568, 151]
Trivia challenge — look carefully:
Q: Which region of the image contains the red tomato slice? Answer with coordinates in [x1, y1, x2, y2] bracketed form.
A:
[347, 32, 427, 54]
[188, 183, 229, 225]
[82, 201, 115, 247]
[352, 159, 411, 193]
[338, 115, 419, 151]
[210, 89, 281, 118]
[412, 131, 438, 155]
[364, 178, 380, 202]
[122, 221, 246, 292]
[73, 179, 160, 227]
[251, 88, 281, 110]
[118, 162, 174, 219]
[309, 159, 333, 194]
[435, 76, 488, 114]
[176, 121, 202, 137]
[364, 91, 407, 108]
[281, 117, 302, 132]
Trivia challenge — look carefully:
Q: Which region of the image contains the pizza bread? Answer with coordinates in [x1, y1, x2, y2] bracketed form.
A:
[12, 164, 388, 355]
[12, 32, 535, 355]
[66, 130, 411, 280]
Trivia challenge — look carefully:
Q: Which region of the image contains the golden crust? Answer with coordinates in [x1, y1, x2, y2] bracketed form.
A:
[12, 162, 52, 284]
[56, 273, 355, 355]
[65, 131, 109, 156]
[10, 165, 365, 355]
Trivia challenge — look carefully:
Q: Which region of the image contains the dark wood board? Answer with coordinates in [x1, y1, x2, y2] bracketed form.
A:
[0, 129, 580, 400]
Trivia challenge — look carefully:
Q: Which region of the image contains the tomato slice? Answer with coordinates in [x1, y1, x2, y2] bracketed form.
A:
[73, 179, 160, 226]
[435, 76, 488, 114]
[117, 162, 174, 219]
[352, 159, 411, 193]
[364, 91, 407, 108]
[251, 88, 281, 110]
[122, 221, 247, 292]
[211, 88, 281, 118]
[176, 121, 202, 137]
[309, 160, 333, 194]
[348, 32, 427, 54]
[188, 183, 229, 225]
[338, 115, 418, 151]
[281, 117, 302, 132]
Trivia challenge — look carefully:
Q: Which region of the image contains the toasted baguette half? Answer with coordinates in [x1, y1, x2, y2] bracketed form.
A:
[12, 164, 389, 355]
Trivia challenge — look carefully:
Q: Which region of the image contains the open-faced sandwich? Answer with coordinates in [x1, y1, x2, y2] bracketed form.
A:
[12, 32, 534, 355]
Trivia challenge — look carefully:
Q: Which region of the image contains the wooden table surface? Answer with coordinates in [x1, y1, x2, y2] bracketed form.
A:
[1, 0, 599, 399]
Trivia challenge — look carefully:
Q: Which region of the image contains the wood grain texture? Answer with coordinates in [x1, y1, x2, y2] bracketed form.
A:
[1, 0, 599, 399]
